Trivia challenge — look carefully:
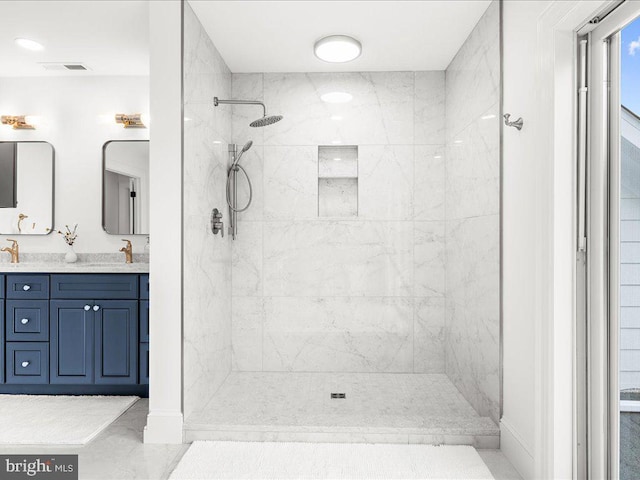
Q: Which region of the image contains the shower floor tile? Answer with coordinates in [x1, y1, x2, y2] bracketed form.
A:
[184, 373, 499, 447]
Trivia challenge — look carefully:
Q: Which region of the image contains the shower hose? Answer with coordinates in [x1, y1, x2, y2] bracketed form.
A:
[226, 164, 253, 213]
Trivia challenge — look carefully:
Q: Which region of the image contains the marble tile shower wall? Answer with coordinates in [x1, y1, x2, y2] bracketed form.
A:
[230, 71, 447, 374]
[444, 0, 500, 424]
[183, 4, 233, 418]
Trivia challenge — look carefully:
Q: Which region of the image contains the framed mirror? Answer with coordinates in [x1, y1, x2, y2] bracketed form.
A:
[0, 141, 54, 235]
[102, 140, 149, 235]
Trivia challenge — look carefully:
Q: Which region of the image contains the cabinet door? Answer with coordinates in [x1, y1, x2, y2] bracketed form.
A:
[50, 300, 94, 384]
[0, 299, 4, 384]
[94, 300, 138, 384]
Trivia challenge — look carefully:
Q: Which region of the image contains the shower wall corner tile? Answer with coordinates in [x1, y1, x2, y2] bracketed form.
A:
[414, 71, 446, 145]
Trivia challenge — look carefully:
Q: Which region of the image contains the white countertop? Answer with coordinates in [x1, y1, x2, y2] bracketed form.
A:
[0, 253, 150, 273]
[0, 262, 149, 274]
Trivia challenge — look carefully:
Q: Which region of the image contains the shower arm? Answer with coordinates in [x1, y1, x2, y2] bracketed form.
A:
[213, 97, 267, 117]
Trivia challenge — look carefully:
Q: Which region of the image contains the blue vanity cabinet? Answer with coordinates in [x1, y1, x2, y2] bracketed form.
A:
[0, 275, 4, 384]
[1, 273, 147, 394]
[50, 300, 95, 384]
[94, 300, 138, 384]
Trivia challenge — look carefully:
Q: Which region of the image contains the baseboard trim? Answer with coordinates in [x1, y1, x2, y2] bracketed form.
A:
[144, 410, 184, 444]
[500, 417, 534, 479]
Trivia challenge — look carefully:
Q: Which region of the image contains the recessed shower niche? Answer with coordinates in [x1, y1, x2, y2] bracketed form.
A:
[318, 145, 358, 217]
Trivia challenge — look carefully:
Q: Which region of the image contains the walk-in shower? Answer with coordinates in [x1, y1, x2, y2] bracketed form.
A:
[214, 97, 283, 239]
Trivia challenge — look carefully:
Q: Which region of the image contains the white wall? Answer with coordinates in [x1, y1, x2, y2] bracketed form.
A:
[502, 3, 550, 476]
[0, 76, 149, 253]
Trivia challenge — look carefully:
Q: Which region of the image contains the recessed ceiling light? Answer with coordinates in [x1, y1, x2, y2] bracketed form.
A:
[334, 157, 342, 161]
[15, 38, 44, 51]
[314, 35, 361, 63]
[321, 92, 353, 104]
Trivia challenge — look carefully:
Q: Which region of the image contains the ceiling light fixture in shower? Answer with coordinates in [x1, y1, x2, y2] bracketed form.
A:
[314, 35, 361, 63]
[321, 92, 352, 104]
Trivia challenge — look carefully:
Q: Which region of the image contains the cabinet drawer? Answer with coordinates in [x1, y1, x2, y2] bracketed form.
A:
[0, 274, 4, 298]
[6, 275, 49, 300]
[51, 274, 138, 300]
[6, 300, 49, 341]
[140, 300, 149, 342]
[6, 342, 49, 384]
[139, 343, 149, 385]
[140, 275, 149, 300]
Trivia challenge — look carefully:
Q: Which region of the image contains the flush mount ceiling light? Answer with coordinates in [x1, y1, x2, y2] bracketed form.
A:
[14, 38, 44, 51]
[321, 92, 353, 104]
[314, 35, 361, 63]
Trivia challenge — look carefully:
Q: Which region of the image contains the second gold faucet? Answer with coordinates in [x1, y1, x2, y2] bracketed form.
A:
[120, 239, 133, 264]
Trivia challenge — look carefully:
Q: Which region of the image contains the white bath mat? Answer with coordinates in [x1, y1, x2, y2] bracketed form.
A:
[170, 441, 495, 479]
[0, 395, 138, 445]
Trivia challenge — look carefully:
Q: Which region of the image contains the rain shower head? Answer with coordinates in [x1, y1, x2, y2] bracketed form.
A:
[250, 115, 283, 128]
[213, 97, 283, 128]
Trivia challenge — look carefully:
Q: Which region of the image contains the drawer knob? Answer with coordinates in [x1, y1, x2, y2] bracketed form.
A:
[20, 318, 29, 325]
[84, 305, 91, 311]
[93, 305, 100, 312]
[21, 361, 29, 368]
[22, 285, 30, 291]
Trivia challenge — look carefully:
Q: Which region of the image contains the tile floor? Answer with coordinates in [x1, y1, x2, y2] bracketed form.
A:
[0, 399, 187, 480]
[185, 372, 499, 446]
[0, 397, 521, 479]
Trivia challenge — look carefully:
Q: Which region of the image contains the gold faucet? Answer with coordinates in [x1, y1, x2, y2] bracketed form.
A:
[1, 239, 19, 263]
[120, 239, 133, 264]
[17, 214, 28, 234]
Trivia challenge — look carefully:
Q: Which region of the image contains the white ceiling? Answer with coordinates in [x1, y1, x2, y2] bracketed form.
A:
[189, 0, 492, 73]
[0, 1, 149, 77]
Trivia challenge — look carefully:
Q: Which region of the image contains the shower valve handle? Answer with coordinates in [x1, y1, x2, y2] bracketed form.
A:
[211, 208, 224, 238]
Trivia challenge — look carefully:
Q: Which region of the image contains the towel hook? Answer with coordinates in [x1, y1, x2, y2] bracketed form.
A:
[503, 113, 523, 131]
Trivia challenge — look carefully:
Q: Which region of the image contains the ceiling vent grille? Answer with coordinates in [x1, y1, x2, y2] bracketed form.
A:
[39, 63, 90, 71]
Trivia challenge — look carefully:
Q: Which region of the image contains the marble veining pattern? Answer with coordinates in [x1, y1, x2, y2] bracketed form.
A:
[185, 372, 499, 446]
[444, 1, 501, 424]
[231, 71, 449, 375]
[183, 3, 233, 418]
[0, 253, 149, 273]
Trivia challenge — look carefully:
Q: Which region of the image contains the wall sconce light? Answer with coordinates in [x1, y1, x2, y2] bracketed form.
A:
[1, 115, 35, 130]
[115, 113, 146, 128]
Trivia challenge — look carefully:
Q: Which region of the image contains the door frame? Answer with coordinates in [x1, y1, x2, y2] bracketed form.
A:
[587, 2, 640, 478]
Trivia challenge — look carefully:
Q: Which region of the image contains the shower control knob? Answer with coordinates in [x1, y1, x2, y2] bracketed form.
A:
[211, 208, 224, 238]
